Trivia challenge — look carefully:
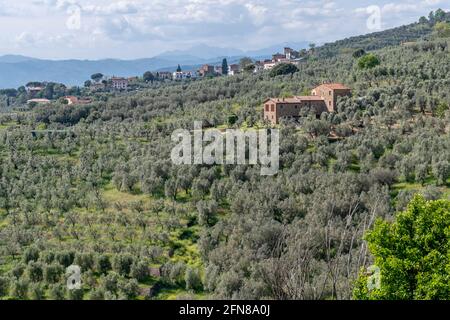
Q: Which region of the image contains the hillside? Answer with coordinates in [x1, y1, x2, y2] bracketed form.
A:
[0, 16, 449, 300]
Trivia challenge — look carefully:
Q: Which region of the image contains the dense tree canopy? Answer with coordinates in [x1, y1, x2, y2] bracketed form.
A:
[354, 196, 450, 300]
[0, 13, 449, 300]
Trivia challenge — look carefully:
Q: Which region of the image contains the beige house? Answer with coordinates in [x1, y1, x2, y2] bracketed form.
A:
[311, 83, 351, 112]
[263, 83, 352, 125]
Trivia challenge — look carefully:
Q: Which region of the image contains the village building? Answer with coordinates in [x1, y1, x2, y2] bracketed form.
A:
[111, 77, 129, 90]
[64, 96, 92, 105]
[157, 71, 173, 80]
[26, 85, 45, 97]
[90, 82, 106, 91]
[263, 60, 277, 70]
[263, 83, 352, 125]
[173, 71, 197, 80]
[214, 65, 223, 75]
[254, 61, 265, 73]
[272, 53, 287, 62]
[311, 83, 352, 112]
[228, 64, 240, 76]
[263, 96, 328, 125]
[284, 47, 300, 60]
[198, 64, 215, 77]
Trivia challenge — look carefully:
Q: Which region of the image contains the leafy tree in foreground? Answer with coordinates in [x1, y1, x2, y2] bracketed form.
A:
[353, 196, 450, 300]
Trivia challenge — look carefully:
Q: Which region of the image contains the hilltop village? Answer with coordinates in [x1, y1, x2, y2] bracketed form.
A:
[2, 46, 330, 126]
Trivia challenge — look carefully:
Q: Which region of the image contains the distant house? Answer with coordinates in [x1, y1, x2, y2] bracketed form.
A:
[64, 96, 92, 105]
[272, 53, 287, 62]
[90, 82, 106, 91]
[173, 71, 183, 80]
[263, 83, 352, 125]
[284, 47, 300, 60]
[111, 77, 129, 90]
[157, 71, 173, 80]
[65, 96, 78, 105]
[263, 60, 277, 70]
[252, 47, 303, 74]
[172, 71, 197, 80]
[214, 65, 223, 75]
[228, 64, 240, 76]
[26, 85, 45, 97]
[27, 98, 50, 105]
[198, 64, 215, 77]
[254, 61, 265, 73]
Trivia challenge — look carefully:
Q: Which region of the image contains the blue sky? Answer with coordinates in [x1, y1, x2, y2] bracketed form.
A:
[0, 0, 448, 60]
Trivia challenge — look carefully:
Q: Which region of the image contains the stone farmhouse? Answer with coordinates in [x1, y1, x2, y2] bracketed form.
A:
[263, 83, 351, 125]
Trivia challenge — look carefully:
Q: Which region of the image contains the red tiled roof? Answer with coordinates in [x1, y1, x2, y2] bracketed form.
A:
[316, 83, 350, 90]
[295, 96, 325, 101]
[264, 96, 324, 104]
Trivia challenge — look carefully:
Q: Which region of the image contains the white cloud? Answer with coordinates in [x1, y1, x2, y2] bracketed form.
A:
[1, 0, 449, 59]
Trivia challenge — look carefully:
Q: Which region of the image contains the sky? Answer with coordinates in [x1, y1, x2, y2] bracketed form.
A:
[0, 0, 449, 60]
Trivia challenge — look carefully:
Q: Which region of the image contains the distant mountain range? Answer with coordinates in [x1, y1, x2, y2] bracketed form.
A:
[0, 42, 310, 89]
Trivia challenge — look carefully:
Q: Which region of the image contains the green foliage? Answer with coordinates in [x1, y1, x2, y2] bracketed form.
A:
[239, 57, 253, 70]
[29, 283, 45, 300]
[96, 255, 112, 274]
[243, 64, 256, 73]
[130, 260, 149, 281]
[354, 196, 450, 300]
[222, 59, 228, 76]
[269, 63, 299, 77]
[91, 73, 104, 82]
[44, 264, 64, 284]
[49, 283, 67, 300]
[0, 276, 10, 297]
[352, 48, 366, 58]
[119, 279, 140, 299]
[185, 267, 202, 292]
[434, 22, 450, 37]
[358, 54, 380, 69]
[26, 261, 44, 282]
[10, 278, 29, 300]
[23, 246, 40, 263]
[143, 71, 155, 82]
[436, 102, 449, 118]
[112, 254, 134, 276]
